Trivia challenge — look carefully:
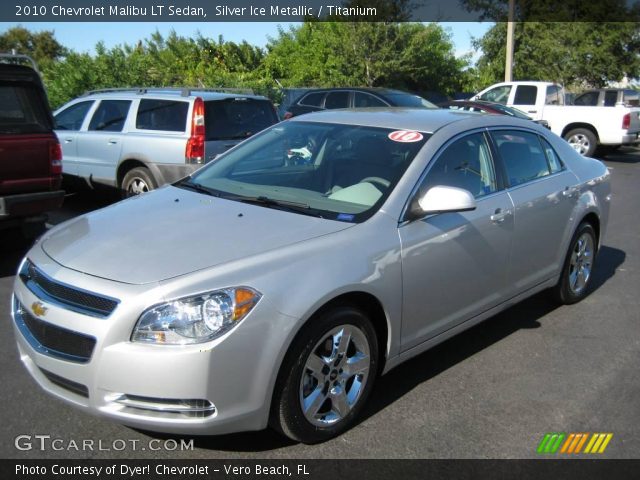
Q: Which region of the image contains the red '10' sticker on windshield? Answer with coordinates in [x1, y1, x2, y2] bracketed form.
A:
[388, 130, 424, 142]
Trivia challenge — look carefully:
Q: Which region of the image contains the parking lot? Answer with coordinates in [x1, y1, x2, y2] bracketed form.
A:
[1, 147, 639, 459]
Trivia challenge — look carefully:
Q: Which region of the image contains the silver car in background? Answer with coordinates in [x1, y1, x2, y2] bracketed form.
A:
[53, 88, 279, 195]
[11, 109, 610, 444]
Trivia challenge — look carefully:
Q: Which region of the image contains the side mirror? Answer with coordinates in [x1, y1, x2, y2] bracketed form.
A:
[408, 185, 476, 220]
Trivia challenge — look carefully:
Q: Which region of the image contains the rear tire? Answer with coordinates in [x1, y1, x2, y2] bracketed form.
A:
[564, 128, 597, 157]
[552, 222, 597, 304]
[270, 305, 378, 444]
[121, 167, 156, 197]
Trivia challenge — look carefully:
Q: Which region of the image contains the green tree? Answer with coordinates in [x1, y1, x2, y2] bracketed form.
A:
[263, 22, 470, 95]
[0, 26, 67, 65]
[40, 30, 278, 108]
[473, 22, 640, 89]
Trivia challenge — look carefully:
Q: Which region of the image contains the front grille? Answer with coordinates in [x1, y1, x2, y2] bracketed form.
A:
[14, 300, 96, 363]
[20, 259, 119, 318]
[39, 368, 89, 398]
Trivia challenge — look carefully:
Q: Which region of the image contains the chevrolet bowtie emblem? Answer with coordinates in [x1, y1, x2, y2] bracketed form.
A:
[31, 302, 48, 317]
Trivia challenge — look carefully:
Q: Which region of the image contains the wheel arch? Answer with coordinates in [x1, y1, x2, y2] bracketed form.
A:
[267, 290, 391, 421]
[561, 123, 599, 141]
[580, 211, 601, 249]
[117, 159, 163, 189]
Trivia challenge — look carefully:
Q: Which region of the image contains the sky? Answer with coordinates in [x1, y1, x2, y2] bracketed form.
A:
[0, 22, 491, 60]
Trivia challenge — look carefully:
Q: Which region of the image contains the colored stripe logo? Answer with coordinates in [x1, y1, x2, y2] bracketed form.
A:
[537, 433, 613, 454]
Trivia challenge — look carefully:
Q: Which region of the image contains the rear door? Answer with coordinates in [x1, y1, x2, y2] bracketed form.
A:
[76, 99, 131, 185]
[511, 85, 541, 119]
[0, 65, 57, 194]
[490, 129, 579, 293]
[204, 98, 278, 161]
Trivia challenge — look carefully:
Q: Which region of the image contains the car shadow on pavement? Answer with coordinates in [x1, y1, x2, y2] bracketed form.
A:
[0, 230, 33, 278]
[357, 245, 625, 428]
[135, 245, 625, 453]
[600, 146, 640, 164]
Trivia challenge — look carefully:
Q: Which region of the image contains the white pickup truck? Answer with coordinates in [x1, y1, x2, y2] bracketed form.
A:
[471, 81, 640, 156]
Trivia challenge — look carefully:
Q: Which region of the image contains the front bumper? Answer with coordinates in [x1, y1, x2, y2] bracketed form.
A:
[11, 248, 296, 436]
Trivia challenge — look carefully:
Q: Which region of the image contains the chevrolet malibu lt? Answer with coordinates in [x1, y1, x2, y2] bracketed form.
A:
[11, 109, 610, 443]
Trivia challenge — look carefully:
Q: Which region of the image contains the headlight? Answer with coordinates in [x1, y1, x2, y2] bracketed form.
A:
[131, 287, 261, 345]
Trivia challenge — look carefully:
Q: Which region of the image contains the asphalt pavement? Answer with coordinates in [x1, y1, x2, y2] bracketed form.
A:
[1, 148, 638, 459]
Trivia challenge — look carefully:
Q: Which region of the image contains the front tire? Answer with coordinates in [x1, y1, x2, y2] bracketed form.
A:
[564, 128, 597, 157]
[270, 306, 378, 444]
[552, 222, 597, 304]
[121, 167, 156, 197]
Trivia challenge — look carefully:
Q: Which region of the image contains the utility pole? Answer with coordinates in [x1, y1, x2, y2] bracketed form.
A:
[505, 0, 515, 81]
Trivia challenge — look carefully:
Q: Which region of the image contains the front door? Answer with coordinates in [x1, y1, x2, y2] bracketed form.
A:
[399, 131, 514, 351]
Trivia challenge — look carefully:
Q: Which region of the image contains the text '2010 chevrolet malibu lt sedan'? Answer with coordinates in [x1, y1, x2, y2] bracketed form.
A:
[11, 109, 610, 444]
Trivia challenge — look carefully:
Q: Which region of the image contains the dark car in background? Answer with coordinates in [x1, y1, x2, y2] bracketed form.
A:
[572, 88, 639, 107]
[0, 54, 64, 237]
[439, 99, 551, 129]
[282, 87, 436, 119]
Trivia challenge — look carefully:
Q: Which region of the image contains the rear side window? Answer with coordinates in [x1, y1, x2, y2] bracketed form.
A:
[88, 100, 131, 132]
[55, 101, 93, 131]
[136, 99, 188, 131]
[354, 92, 387, 107]
[513, 86, 538, 105]
[299, 92, 325, 107]
[539, 137, 564, 173]
[0, 83, 51, 134]
[545, 85, 564, 105]
[604, 91, 618, 107]
[205, 99, 277, 141]
[492, 130, 551, 187]
[574, 92, 599, 106]
[324, 91, 350, 109]
[385, 93, 435, 108]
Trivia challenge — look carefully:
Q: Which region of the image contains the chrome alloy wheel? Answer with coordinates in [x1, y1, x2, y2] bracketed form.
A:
[567, 133, 591, 156]
[127, 177, 150, 195]
[569, 233, 594, 294]
[299, 325, 371, 427]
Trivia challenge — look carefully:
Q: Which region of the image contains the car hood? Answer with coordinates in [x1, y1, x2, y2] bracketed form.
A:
[41, 186, 353, 284]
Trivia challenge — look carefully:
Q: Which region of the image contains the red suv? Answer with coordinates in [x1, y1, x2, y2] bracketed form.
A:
[0, 55, 64, 237]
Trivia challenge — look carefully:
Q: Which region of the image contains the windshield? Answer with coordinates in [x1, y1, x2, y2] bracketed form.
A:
[185, 121, 429, 222]
[489, 103, 531, 120]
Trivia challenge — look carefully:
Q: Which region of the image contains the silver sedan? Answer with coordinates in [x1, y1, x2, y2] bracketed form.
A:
[11, 109, 610, 444]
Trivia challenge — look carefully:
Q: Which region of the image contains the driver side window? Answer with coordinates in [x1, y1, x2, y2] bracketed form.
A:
[421, 133, 498, 199]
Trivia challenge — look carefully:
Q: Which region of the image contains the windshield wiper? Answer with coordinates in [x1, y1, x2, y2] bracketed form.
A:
[175, 179, 220, 197]
[224, 194, 324, 218]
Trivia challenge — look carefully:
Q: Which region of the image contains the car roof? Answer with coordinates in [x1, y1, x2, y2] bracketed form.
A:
[300, 87, 410, 94]
[80, 88, 270, 102]
[288, 107, 539, 133]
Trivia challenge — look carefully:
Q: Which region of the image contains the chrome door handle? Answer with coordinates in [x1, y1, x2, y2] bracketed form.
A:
[490, 208, 510, 224]
[562, 186, 578, 198]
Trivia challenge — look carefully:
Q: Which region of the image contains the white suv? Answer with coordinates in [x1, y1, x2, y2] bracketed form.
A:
[54, 88, 278, 194]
